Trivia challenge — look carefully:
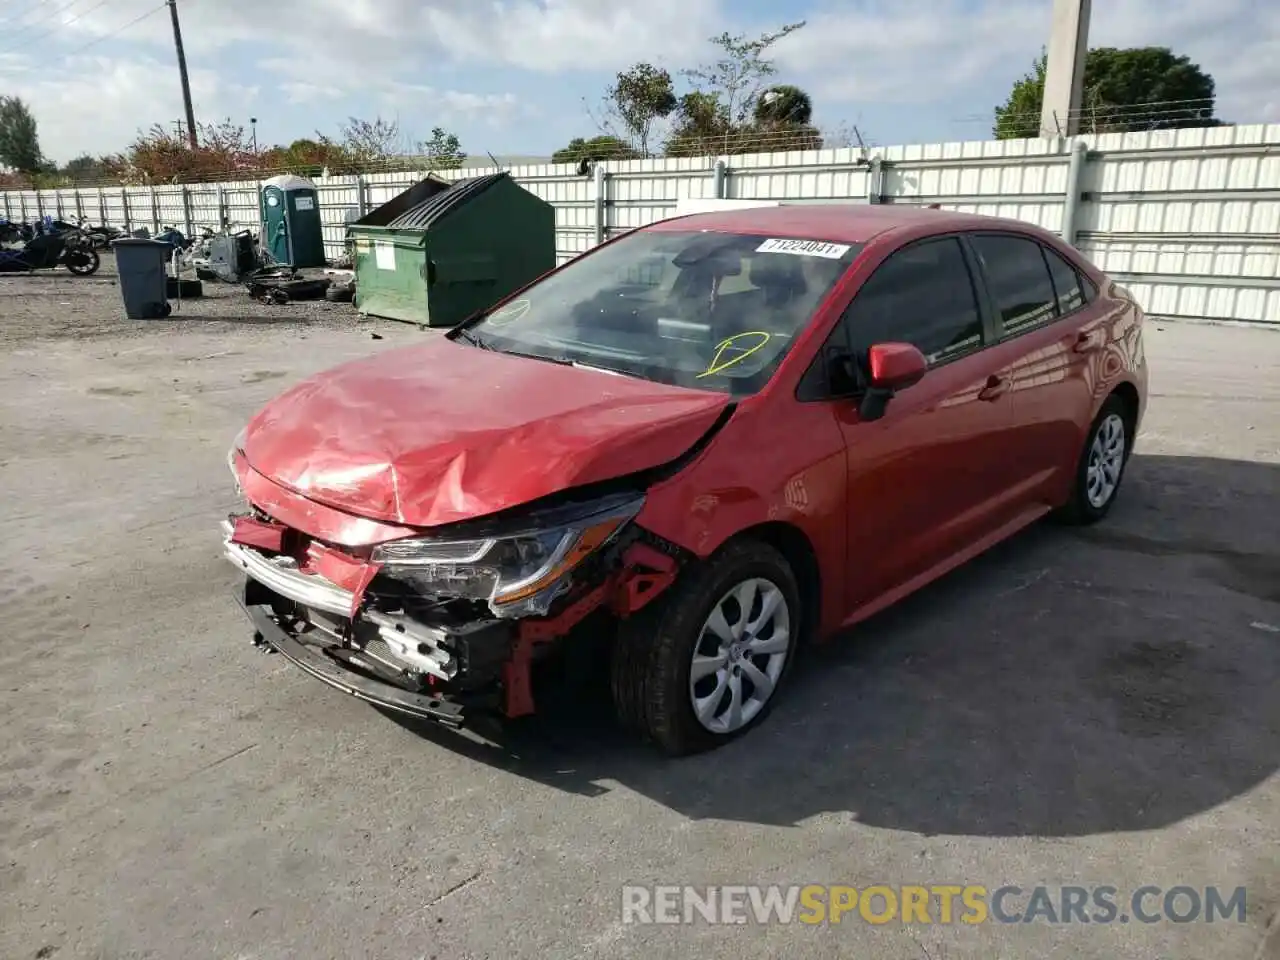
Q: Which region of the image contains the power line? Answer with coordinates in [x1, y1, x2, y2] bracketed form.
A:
[0, 0, 89, 33]
[4, 2, 166, 67]
[0, 0, 110, 56]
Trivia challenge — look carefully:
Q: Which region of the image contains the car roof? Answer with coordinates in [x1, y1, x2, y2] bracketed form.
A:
[644, 204, 1037, 245]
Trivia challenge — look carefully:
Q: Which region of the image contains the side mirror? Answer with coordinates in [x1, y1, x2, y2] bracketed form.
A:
[859, 342, 927, 422]
[867, 342, 927, 391]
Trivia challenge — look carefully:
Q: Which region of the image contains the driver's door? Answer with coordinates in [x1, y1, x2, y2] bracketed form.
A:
[818, 235, 1022, 612]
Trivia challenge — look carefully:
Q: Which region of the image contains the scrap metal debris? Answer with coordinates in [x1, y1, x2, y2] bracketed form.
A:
[246, 270, 331, 306]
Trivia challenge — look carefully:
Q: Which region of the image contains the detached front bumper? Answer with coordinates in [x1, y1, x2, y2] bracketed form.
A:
[224, 519, 509, 727]
[224, 524, 462, 681]
[223, 511, 682, 725]
[238, 598, 469, 727]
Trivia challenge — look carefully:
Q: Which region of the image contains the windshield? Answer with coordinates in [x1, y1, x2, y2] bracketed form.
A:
[460, 230, 862, 395]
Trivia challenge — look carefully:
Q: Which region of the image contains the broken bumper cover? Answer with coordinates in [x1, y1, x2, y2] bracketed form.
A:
[224, 521, 500, 726]
[224, 512, 683, 722]
[223, 524, 460, 681]
[238, 599, 467, 727]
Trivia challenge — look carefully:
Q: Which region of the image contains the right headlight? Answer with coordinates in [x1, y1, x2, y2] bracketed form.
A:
[371, 494, 643, 617]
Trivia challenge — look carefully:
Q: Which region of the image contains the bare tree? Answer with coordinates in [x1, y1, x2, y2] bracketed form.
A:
[339, 115, 406, 162]
[819, 121, 870, 150]
[684, 23, 806, 128]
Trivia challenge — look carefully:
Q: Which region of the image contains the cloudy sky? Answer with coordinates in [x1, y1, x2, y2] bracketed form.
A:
[0, 0, 1276, 164]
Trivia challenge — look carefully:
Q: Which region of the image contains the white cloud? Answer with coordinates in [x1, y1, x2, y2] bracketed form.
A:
[418, 0, 718, 72]
[777, 0, 1280, 124]
[279, 81, 347, 107]
[27, 0, 718, 74]
[2, 0, 1276, 162]
[774, 0, 1049, 103]
[379, 84, 526, 127]
[0, 53, 260, 162]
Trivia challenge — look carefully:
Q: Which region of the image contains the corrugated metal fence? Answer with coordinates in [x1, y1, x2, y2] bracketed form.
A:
[4, 124, 1278, 325]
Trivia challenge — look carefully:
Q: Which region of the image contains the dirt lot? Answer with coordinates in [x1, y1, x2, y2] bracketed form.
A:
[1, 257, 1278, 960]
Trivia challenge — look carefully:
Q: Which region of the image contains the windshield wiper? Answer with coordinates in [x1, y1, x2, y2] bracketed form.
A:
[453, 330, 576, 367]
[452, 328, 493, 349]
[572, 361, 639, 380]
[501, 347, 573, 366]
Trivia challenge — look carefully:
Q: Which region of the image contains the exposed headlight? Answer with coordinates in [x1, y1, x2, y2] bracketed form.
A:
[371, 494, 644, 617]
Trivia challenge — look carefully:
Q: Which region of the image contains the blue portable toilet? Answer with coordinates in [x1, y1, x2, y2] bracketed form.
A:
[260, 174, 326, 268]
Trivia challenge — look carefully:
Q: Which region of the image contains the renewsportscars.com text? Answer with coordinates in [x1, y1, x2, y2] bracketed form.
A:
[621, 884, 1248, 926]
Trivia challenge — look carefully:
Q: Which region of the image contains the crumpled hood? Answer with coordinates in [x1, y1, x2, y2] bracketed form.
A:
[242, 337, 731, 528]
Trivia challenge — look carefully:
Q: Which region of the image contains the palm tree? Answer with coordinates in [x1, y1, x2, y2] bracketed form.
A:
[754, 85, 814, 128]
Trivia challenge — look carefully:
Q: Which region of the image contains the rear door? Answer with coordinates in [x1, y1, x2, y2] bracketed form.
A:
[966, 233, 1104, 506]
[807, 235, 1023, 609]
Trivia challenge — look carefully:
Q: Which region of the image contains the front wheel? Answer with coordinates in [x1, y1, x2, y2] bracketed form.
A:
[65, 249, 100, 276]
[611, 539, 800, 756]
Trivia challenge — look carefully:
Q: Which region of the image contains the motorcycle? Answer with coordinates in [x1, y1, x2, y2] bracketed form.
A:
[53, 216, 122, 250]
[0, 225, 101, 275]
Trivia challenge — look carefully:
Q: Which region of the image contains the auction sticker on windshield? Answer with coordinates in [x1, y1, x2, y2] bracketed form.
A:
[756, 238, 851, 259]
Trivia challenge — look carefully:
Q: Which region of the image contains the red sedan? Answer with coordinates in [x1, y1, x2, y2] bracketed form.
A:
[225, 205, 1148, 755]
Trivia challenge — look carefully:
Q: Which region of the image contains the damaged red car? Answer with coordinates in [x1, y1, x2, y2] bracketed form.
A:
[225, 205, 1147, 755]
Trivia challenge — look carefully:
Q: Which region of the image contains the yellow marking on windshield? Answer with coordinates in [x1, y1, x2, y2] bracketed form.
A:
[487, 298, 531, 326]
[697, 331, 772, 378]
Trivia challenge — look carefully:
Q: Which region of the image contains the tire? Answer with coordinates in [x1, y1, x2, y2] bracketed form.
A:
[65, 249, 100, 276]
[325, 281, 354, 303]
[610, 539, 801, 756]
[1055, 394, 1133, 525]
[166, 278, 203, 298]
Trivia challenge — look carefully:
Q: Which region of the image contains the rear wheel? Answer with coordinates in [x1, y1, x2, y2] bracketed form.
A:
[1056, 394, 1131, 525]
[65, 249, 100, 276]
[611, 539, 799, 756]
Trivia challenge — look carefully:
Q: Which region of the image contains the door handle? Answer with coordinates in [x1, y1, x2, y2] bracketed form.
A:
[1073, 330, 1103, 353]
[977, 375, 1008, 402]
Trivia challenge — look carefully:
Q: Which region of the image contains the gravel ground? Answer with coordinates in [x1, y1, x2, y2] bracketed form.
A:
[0, 266, 1277, 960]
[0, 252, 364, 346]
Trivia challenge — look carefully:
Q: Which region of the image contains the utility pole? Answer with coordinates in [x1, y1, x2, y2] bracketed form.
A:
[167, 0, 198, 148]
[1040, 0, 1091, 137]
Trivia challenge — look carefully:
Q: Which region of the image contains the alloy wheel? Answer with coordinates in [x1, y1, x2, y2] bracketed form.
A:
[1086, 412, 1126, 509]
[688, 577, 791, 734]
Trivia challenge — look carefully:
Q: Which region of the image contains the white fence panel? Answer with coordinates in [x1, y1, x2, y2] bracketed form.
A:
[5, 124, 1279, 324]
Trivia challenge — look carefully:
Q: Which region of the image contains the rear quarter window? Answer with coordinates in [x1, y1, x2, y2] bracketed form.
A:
[1042, 245, 1089, 314]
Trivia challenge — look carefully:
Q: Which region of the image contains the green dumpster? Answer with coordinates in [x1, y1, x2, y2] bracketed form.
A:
[348, 172, 556, 326]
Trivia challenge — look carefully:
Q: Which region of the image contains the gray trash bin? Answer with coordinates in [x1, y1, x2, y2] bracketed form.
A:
[113, 238, 171, 319]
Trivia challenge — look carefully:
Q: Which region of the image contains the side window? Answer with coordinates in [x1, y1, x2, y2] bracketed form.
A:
[842, 237, 983, 365]
[970, 234, 1058, 336]
[1042, 245, 1086, 314]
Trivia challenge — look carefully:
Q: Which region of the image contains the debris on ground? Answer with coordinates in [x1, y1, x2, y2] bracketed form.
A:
[246, 271, 332, 305]
[0, 253, 378, 342]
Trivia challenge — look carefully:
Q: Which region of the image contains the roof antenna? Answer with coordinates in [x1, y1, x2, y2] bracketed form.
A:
[486, 150, 501, 169]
